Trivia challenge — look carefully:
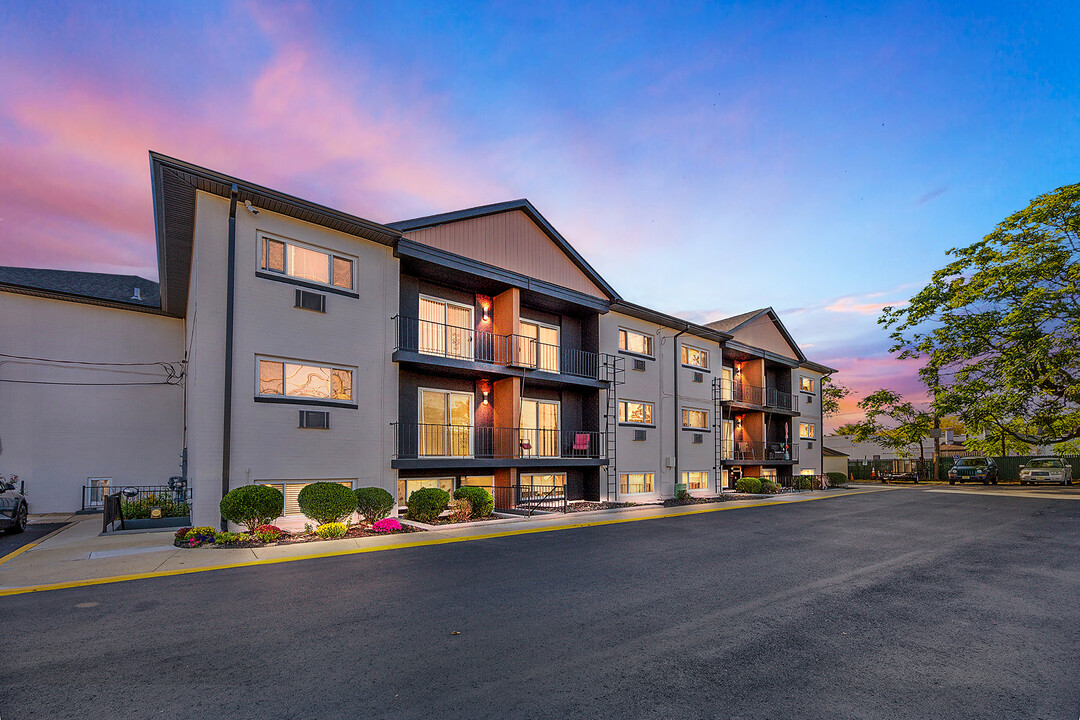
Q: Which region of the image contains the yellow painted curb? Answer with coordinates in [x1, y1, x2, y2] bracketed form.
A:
[0, 489, 883, 598]
[0, 522, 74, 569]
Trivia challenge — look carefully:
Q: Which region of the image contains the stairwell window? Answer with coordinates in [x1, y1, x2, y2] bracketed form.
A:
[800, 423, 815, 439]
[618, 400, 653, 425]
[260, 233, 354, 291]
[620, 472, 654, 495]
[800, 377, 814, 393]
[682, 408, 708, 429]
[682, 471, 709, 491]
[258, 358, 354, 402]
[681, 345, 708, 369]
[619, 328, 653, 357]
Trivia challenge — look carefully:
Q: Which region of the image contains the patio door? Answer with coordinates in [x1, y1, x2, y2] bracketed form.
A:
[419, 389, 473, 457]
[520, 399, 559, 457]
[419, 296, 473, 360]
[721, 367, 733, 401]
[721, 419, 734, 461]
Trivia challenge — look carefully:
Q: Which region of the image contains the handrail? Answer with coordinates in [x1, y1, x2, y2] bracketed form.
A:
[392, 423, 605, 460]
[718, 381, 798, 411]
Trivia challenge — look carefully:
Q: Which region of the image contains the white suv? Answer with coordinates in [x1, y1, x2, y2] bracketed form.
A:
[1019, 458, 1073, 486]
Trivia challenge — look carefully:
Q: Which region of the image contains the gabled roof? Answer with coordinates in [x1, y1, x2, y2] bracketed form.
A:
[822, 446, 849, 457]
[388, 199, 620, 301]
[707, 308, 766, 334]
[0, 266, 161, 311]
[609, 299, 731, 343]
[150, 152, 401, 317]
[706, 307, 807, 363]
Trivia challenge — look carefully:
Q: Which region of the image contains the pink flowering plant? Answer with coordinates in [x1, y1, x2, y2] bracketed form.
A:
[371, 518, 402, 533]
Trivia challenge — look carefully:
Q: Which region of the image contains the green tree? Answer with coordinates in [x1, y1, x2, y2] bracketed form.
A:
[846, 389, 933, 468]
[963, 421, 1034, 457]
[821, 375, 851, 418]
[834, 422, 862, 436]
[881, 183, 1080, 445]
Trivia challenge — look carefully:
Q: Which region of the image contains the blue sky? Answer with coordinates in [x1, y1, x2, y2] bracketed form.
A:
[1, 1, 1077, 423]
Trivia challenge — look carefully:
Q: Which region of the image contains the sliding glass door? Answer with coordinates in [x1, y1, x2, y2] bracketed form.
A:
[418, 296, 473, 360]
[419, 389, 473, 457]
[520, 399, 559, 457]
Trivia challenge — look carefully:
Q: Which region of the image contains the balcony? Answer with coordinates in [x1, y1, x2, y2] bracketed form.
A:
[391, 423, 606, 468]
[719, 381, 799, 413]
[718, 440, 799, 464]
[394, 316, 603, 381]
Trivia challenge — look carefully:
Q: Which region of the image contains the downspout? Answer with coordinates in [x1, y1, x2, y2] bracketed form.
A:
[672, 324, 688, 495]
[220, 184, 239, 530]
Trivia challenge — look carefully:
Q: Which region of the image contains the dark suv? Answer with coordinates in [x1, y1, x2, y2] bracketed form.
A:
[0, 478, 28, 534]
[948, 457, 998, 485]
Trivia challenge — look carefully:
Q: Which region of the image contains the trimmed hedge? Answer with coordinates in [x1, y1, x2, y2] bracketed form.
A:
[827, 472, 848, 487]
[760, 480, 780, 494]
[354, 486, 395, 525]
[297, 482, 357, 525]
[735, 477, 762, 494]
[406, 487, 450, 523]
[795, 476, 813, 491]
[453, 486, 494, 518]
[220, 484, 284, 532]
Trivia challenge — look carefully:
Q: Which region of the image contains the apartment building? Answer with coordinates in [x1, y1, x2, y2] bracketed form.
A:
[0, 153, 834, 522]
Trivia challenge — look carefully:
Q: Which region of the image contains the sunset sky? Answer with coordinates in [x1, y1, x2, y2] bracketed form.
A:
[2, 1, 1077, 427]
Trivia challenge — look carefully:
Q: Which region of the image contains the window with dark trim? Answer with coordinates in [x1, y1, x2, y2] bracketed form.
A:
[260, 233, 355, 291]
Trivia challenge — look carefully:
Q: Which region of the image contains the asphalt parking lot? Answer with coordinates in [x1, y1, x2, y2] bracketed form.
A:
[2, 488, 1078, 719]
[0, 522, 66, 560]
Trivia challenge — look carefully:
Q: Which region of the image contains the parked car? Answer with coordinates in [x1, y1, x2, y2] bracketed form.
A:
[0, 477, 29, 534]
[1019, 458, 1073, 486]
[948, 457, 998, 485]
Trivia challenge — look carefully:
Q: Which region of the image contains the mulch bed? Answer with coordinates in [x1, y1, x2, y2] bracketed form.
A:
[423, 515, 504, 526]
[563, 501, 644, 513]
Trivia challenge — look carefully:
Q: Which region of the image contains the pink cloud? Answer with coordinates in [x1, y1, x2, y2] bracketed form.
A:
[824, 294, 909, 316]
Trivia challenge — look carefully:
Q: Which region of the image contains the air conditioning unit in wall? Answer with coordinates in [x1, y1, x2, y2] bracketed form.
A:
[665, 456, 676, 468]
[693, 372, 704, 383]
[633, 359, 646, 372]
[633, 429, 647, 442]
[693, 434, 703, 444]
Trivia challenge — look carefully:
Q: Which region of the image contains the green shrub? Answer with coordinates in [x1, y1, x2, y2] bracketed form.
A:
[213, 531, 250, 544]
[447, 498, 472, 523]
[453, 486, 494, 518]
[827, 472, 848, 487]
[675, 483, 691, 501]
[354, 486, 395, 525]
[795, 476, 812, 490]
[406, 487, 450, 523]
[760, 480, 780, 494]
[735, 477, 762, 494]
[121, 492, 190, 519]
[297, 482, 357, 524]
[220, 485, 284, 532]
[315, 522, 348, 539]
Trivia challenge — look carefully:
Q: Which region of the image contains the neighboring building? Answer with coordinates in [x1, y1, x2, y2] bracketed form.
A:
[822, 446, 849, 477]
[0, 152, 837, 522]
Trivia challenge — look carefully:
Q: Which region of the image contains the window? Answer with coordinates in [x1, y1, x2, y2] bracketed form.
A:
[800, 377, 814, 393]
[520, 398, 559, 457]
[800, 469, 816, 476]
[682, 408, 708, 429]
[682, 471, 709, 491]
[396, 477, 454, 507]
[720, 367, 733, 401]
[261, 234, 354, 290]
[419, 389, 473, 457]
[799, 423, 815, 439]
[721, 420, 734, 459]
[618, 400, 653, 425]
[620, 472, 654, 494]
[419, 296, 473, 360]
[681, 345, 708, 369]
[258, 358, 353, 402]
[519, 473, 566, 499]
[259, 481, 353, 516]
[619, 328, 652, 356]
[519, 320, 560, 372]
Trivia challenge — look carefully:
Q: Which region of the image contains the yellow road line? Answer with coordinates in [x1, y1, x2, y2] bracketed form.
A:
[0, 489, 883, 598]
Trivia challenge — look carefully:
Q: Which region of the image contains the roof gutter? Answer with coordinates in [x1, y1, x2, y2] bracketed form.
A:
[220, 184, 239, 530]
[673, 324, 688, 495]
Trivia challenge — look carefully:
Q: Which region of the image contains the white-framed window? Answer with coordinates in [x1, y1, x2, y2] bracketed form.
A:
[419, 295, 474, 360]
[260, 233, 355, 290]
[396, 477, 454, 507]
[519, 472, 566, 499]
[721, 367, 733, 401]
[257, 357, 354, 402]
[681, 345, 708, 369]
[618, 328, 653, 356]
[682, 471, 709, 491]
[519, 319, 560, 372]
[520, 398, 560, 457]
[259, 480, 354, 516]
[618, 400, 654, 425]
[620, 472, 654, 495]
[800, 423, 815, 439]
[800, 469, 816, 476]
[800, 376, 814, 393]
[419, 388, 473, 457]
[682, 408, 708, 429]
[761, 468, 777, 480]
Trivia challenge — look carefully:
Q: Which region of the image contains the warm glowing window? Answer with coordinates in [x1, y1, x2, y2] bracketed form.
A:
[396, 477, 454, 507]
[519, 473, 566, 499]
[800, 423, 815, 439]
[419, 389, 473, 457]
[682, 471, 708, 490]
[800, 469, 816, 476]
[258, 358, 353, 402]
[419, 296, 473, 359]
[618, 400, 653, 425]
[681, 345, 708, 369]
[619, 328, 652, 356]
[682, 408, 708, 429]
[800, 377, 814, 393]
[620, 472, 654, 494]
[520, 399, 559, 457]
[519, 320, 560, 372]
[261, 234, 354, 290]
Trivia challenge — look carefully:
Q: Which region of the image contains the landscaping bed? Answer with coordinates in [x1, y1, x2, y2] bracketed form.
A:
[175, 519, 419, 549]
[424, 514, 504, 526]
[564, 501, 644, 513]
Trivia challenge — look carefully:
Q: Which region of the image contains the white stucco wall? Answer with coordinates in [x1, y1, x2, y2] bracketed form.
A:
[0, 292, 185, 513]
[794, 368, 824, 475]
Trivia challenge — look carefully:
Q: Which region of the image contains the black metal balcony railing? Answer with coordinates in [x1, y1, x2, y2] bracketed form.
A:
[492, 484, 567, 514]
[718, 440, 799, 462]
[393, 423, 605, 460]
[720, 381, 798, 411]
[394, 316, 601, 379]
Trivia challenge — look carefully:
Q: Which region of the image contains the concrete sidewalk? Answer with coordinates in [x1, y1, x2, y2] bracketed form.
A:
[0, 487, 882, 594]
